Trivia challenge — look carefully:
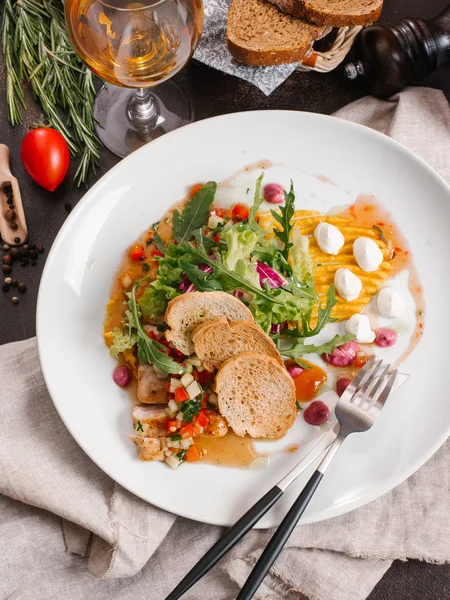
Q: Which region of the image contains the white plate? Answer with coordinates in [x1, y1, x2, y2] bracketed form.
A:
[37, 111, 450, 527]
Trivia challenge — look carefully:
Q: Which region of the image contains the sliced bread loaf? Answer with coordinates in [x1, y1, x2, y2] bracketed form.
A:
[165, 292, 253, 356]
[216, 352, 296, 439]
[192, 318, 283, 371]
[226, 0, 327, 66]
[267, 0, 383, 27]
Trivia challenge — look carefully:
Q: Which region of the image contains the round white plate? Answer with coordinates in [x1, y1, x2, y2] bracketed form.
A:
[37, 111, 450, 527]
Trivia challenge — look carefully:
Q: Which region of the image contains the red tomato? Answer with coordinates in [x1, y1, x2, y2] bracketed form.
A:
[21, 128, 70, 192]
[180, 424, 195, 439]
[195, 410, 209, 429]
[166, 419, 179, 434]
[175, 387, 189, 403]
[130, 246, 145, 261]
[231, 204, 249, 221]
[151, 249, 164, 258]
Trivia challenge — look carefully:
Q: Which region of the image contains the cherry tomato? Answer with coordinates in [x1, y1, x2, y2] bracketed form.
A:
[231, 204, 249, 221]
[21, 128, 70, 192]
[130, 245, 145, 261]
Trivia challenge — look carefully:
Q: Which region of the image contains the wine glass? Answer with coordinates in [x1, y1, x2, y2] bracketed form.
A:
[65, 0, 203, 157]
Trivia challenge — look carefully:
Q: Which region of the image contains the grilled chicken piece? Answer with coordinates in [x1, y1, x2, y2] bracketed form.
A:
[202, 413, 228, 437]
[132, 405, 167, 437]
[130, 436, 165, 461]
[137, 364, 168, 404]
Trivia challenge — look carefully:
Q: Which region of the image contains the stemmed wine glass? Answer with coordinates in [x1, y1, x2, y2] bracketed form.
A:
[65, 0, 203, 157]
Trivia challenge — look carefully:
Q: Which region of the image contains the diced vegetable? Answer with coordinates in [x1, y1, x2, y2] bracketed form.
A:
[166, 419, 178, 434]
[208, 215, 224, 229]
[180, 424, 195, 439]
[175, 387, 190, 403]
[186, 355, 202, 367]
[195, 410, 209, 428]
[186, 380, 202, 399]
[165, 455, 182, 470]
[130, 245, 145, 261]
[120, 273, 133, 289]
[181, 437, 194, 449]
[231, 204, 249, 221]
[186, 363, 194, 374]
[181, 372, 194, 388]
[168, 399, 178, 413]
[185, 445, 201, 462]
[208, 392, 218, 406]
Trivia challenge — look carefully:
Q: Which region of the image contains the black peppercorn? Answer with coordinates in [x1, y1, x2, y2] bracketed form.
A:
[14, 237, 21, 244]
[18, 282, 27, 293]
[2, 283, 9, 293]
[10, 222, 18, 230]
[11, 296, 19, 305]
[2, 255, 11, 265]
[142, 263, 150, 272]
[2, 265, 12, 274]
[37, 245, 45, 253]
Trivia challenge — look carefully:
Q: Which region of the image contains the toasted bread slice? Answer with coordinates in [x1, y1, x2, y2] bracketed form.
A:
[226, 0, 327, 66]
[267, 0, 383, 26]
[165, 292, 253, 356]
[193, 318, 283, 371]
[216, 352, 296, 439]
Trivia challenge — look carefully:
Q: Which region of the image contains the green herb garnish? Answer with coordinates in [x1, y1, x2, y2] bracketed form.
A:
[296, 401, 302, 410]
[248, 173, 264, 227]
[142, 263, 150, 272]
[373, 225, 387, 244]
[173, 182, 217, 244]
[170, 434, 182, 441]
[152, 222, 160, 231]
[128, 279, 184, 376]
[153, 232, 166, 254]
[181, 399, 201, 423]
[271, 181, 295, 260]
[283, 333, 356, 359]
[136, 421, 144, 433]
[419, 310, 423, 316]
[178, 449, 187, 460]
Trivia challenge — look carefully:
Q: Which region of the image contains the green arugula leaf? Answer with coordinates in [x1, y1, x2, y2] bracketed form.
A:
[181, 399, 201, 423]
[172, 182, 217, 244]
[178, 260, 223, 291]
[192, 227, 216, 251]
[294, 285, 338, 338]
[153, 232, 166, 254]
[283, 333, 356, 359]
[271, 181, 295, 261]
[373, 225, 387, 244]
[248, 173, 264, 226]
[128, 280, 184, 376]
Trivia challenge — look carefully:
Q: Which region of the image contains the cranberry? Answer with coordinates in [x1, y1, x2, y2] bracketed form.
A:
[113, 365, 132, 387]
[286, 364, 303, 378]
[323, 341, 359, 367]
[336, 377, 351, 397]
[263, 183, 285, 204]
[303, 401, 330, 426]
[375, 328, 397, 348]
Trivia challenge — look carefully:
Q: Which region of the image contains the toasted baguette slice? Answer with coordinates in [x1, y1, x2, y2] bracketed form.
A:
[216, 352, 296, 439]
[193, 318, 283, 371]
[226, 0, 327, 66]
[165, 292, 253, 356]
[267, 0, 383, 26]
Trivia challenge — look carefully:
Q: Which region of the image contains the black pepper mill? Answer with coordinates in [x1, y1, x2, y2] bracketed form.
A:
[344, 4, 450, 97]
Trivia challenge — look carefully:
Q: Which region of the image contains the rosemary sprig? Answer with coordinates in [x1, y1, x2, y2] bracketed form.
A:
[2, 0, 101, 186]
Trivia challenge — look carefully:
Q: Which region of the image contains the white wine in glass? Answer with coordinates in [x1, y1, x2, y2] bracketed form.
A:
[66, 0, 203, 157]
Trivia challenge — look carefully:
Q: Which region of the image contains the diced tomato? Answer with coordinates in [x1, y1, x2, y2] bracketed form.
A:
[185, 444, 201, 462]
[214, 232, 221, 244]
[175, 387, 190, 403]
[189, 183, 204, 198]
[130, 245, 144, 261]
[171, 347, 185, 359]
[151, 249, 164, 258]
[180, 424, 195, 439]
[147, 330, 158, 340]
[354, 355, 369, 368]
[195, 409, 209, 428]
[166, 419, 178, 434]
[231, 204, 249, 221]
[193, 369, 215, 387]
[213, 208, 228, 218]
[200, 393, 208, 408]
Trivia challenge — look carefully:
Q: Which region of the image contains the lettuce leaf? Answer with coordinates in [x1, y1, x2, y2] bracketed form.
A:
[222, 225, 260, 289]
[290, 229, 314, 283]
[109, 327, 138, 358]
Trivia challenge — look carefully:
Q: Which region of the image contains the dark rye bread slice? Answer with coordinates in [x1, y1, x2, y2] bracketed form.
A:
[267, 0, 383, 27]
[216, 352, 297, 439]
[226, 0, 327, 66]
[192, 318, 283, 371]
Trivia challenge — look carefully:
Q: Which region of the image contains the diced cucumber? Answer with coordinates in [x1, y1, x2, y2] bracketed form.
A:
[181, 372, 194, 388]
[186, 380, 202, 399]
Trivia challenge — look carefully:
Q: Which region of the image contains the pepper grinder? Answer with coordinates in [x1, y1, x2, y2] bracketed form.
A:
[344, 4, 450, 97]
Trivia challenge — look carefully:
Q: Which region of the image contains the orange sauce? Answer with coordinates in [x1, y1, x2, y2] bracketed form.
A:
[286, 359, 327, 402]
[339, 195, 425, 364]
[196, 432, 258, 467]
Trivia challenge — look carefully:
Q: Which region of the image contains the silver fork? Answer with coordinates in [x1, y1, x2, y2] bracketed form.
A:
[237, 357, 397, 600]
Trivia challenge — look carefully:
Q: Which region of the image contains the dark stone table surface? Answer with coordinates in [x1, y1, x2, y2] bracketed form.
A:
[1, 0, 449, 597]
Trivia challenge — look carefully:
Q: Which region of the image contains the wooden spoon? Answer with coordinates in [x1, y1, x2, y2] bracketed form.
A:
[0, 144, 28, 246]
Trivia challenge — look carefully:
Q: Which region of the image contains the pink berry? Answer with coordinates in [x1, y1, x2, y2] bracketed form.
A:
[303, 401, 330, 426]
[113, 365, 132, 387]
[263, 183, 285, 204]
[336, 377, 351, 397]
[323, 341, 359, 367]
[375, 328, 397, 348]
[287, 364, 304, 378]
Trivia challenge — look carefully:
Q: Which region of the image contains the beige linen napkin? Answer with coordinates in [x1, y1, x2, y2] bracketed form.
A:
[1, 87, 449, 600]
